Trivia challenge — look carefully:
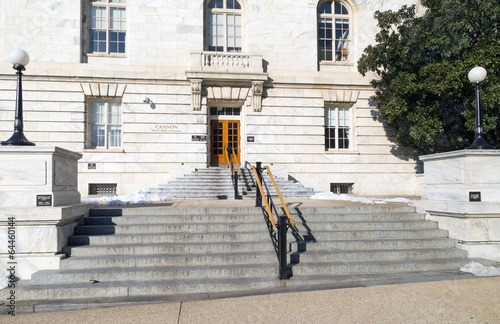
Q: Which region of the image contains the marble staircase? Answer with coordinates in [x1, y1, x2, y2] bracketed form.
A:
[149, 166, 320, 200]
[3, 204, 493, 313]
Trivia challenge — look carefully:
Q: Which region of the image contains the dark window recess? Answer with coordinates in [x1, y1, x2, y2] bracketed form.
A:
[210, 107, 241, 116]
[89, 183, 117, 196]
[330, 183, 353, 194]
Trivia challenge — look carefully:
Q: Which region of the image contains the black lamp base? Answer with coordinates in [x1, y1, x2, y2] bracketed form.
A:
[1, 131, 35, 146]
[466, 136, 495, 150]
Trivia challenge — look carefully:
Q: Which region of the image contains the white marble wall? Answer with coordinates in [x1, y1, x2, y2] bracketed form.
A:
[0, 0, 421, 197]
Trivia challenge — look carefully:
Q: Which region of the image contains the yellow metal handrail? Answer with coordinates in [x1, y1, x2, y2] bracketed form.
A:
[223, 145, 233, 176]
[265, 166, 296, 227]
[252, 165, 276, 227]
[224, 145, 242, 177]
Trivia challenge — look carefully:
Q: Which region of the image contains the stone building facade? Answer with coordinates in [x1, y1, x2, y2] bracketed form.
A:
[0, 0, 422, 197]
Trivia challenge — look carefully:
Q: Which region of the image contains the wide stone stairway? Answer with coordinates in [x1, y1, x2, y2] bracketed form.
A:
[149, 166, 320, 200]
[5, 203, 492, 313]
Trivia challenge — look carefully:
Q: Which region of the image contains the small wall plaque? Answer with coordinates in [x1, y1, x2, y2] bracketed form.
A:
[469, 192, 481, 202]
[192, 135, 207, 142]
[88, 163, 96, 170]
[37, 195, 52, 206]
[247, 136, 255, 142]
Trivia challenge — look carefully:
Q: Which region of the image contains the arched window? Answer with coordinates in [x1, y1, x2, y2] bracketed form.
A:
[207, 0, 242, 52]
[318, 1, 350, 62]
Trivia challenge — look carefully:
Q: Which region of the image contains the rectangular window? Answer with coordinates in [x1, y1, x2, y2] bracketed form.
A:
[325, 106, 350, 150]
[88, 101, 122, 149]
[89, 0, 126, 54]
[210, 107, 241, 116]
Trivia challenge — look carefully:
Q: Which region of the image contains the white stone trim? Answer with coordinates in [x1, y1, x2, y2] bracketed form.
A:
[80, 83, 127, 97]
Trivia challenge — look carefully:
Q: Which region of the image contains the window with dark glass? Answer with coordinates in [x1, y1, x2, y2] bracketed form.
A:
[210, 107, 241, 116]
[318, 1, 350, 62]
[89, 0, 126, 54]
[325, 106, 350, 150]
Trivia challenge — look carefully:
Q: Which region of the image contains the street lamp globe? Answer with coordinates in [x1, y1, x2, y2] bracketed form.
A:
[8, 48, 30, 67]
[466, 66, 494, 149]
[1, 48, 35, 146]
[468, 66, 487, 83]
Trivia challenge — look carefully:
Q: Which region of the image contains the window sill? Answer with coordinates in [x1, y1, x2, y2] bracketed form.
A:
[324, 150, 360, 155]
[320, 60, 353, 66]
[86, 53, 127, 58]
[83, 149, 125, 153]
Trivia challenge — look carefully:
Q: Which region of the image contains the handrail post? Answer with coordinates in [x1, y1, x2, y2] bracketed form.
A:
[255, 161, 263, 207]
[234, 169, 240, 199]
[278, 214, 290, 279]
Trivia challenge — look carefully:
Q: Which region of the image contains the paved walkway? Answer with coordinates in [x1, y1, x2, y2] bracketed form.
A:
[9, 277, 500, 323]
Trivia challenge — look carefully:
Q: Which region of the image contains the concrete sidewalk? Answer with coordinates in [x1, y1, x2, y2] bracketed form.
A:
[9, 277, 500, 323]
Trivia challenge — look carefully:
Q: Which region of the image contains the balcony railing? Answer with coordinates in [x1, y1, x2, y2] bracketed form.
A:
[186, 51, 267, 81]
[203, 52, 250, 69]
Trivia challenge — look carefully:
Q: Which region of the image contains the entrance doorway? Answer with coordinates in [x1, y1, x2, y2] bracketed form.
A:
[210, 120, 240, 165]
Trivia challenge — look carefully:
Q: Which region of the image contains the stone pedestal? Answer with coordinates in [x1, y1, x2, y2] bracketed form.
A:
[419, 150, 500, 261]
[0, 147, 91, 279]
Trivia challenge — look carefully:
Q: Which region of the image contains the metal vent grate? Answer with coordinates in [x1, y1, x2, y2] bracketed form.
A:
[89, 183, 117, 196]
[330, 183, 353, 194]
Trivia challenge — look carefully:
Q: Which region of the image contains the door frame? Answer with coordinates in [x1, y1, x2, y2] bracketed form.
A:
[210, 119, 241, 165]
[208, 104, 244, 166]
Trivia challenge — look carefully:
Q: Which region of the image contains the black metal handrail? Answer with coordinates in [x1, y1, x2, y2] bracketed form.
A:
[252, 161, 294, 280]
[225, 145, 241, 199]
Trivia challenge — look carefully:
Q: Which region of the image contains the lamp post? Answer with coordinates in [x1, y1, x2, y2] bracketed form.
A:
[466, 66, 494, 149]
[1, 48, 35, 146]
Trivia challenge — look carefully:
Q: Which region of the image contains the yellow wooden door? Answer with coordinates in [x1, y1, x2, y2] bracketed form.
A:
[210, 120, 240, 165]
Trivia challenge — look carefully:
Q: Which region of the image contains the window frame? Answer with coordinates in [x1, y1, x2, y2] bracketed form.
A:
[205, 0, 243, 52]
[317, 0, 351, 64]
[87, 0, 127, 57]
[86, 99, 123, 150]
[324, 105, 352, 151]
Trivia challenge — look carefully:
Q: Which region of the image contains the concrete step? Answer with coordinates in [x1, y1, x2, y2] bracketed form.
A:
[83, 214, 263, 225]
[289, 220, 438, 233]
[33, 258, 278, 282]
[68, 231, 271, 245]
[81, 214, 429, 227]
[56, 252, 277, 271]
[289, 238, 459, 252]
[285, 228, 449, 241]
[63, 241, 276, 257]
[289, 212, 425, 222]
[289, 258, 471, 276]
[289, 248, 467, 264]
[74, 223, 269, 235]
[12, 276, 283, 301]
[89, 206, 263, 216]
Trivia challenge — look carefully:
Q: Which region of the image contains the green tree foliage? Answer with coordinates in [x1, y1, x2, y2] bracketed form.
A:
[358, 0, 500, 154]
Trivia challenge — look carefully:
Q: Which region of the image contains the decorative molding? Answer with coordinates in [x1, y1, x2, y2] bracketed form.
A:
[251, 81, 264, 112]
[190, 79, 203, 111]
[322, 89, 359, 103]
[205, 86, 250, 102]
[80, 83, 127, 98]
